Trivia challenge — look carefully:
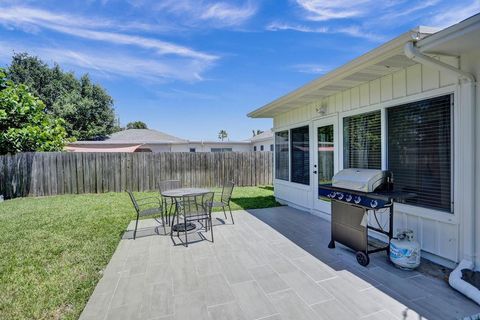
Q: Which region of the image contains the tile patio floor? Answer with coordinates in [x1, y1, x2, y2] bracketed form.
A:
[80, 206, 480, 320]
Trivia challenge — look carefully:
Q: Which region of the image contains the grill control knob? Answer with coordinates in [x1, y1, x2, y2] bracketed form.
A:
[370, 200, 378, 208]
[337, 193, 344, 200]
[354, 196, 361, 204]
[345, 194, 352, 202]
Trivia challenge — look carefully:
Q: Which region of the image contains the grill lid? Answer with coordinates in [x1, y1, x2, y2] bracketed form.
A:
[332, 168, 390, 192]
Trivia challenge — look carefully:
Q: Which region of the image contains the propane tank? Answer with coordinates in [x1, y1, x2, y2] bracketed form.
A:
[389, 229, 421, 270]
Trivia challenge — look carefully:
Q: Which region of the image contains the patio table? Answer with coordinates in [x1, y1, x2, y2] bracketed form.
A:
[161, 188, 211, 232]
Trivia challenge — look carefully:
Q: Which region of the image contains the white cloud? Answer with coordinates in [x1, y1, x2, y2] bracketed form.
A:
[0, 6, 218, 62]
[295, 0, 372, 21]
[291, 63, 327, 74]
[200, 2, 257, 26]
[428, 0, 480, 28]
[266, 22, 328, 33]
[0, 5, 220, 82]
[266, 22, 384, 41]
[46, 25, 218, 61]
[0, 41, 211, 82]
[0, 5, 170, 33]
[155, 0, 257, 27]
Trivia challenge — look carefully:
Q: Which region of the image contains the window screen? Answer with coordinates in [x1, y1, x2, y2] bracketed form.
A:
[290, 126, 310, 185]
[275, 131, 289, 180]
[343, 111, 381, 169]
[388, 95, 452, 212]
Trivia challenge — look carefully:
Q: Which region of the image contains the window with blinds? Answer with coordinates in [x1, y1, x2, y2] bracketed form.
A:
[290, 126, 310, 185]
[343, 111, 381, 169]
[275, 130, 289, 180]
[388, 95, 452, 212]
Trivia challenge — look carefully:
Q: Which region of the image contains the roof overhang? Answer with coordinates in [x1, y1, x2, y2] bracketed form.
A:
[248, 27, 438, 118]
[416, 13, 480, 56]
[65, 144, 144, 152]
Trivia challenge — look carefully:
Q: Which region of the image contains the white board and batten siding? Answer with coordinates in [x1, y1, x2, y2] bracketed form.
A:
[273, 57, 464, 265]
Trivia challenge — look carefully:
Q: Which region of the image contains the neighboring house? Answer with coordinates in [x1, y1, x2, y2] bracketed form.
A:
[248, 14, 480, 270]
[66, 129, 252, 153]
[250, 130, 274, 152]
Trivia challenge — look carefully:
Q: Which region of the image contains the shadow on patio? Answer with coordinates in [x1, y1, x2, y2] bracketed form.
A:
[81, 206, 480, 320]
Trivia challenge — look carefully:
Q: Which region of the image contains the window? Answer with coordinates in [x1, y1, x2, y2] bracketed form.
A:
[275, 131, 289, 180]
[254, 146, 257, 152]
[260, 145, 264, 151]
[290, 126, 310, 185]
[270, 144, 274, 151]
[189, 148, 196, 152]
[211, 148, 233, 152]
[388, 95, 452, 212]
[343, 111, 381, 169]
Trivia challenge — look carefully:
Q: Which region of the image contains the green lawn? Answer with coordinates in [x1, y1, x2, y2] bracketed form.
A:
[0, 186, 279, 320]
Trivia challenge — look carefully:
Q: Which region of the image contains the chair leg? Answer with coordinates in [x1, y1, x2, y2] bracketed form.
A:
[134, 214, 139, 240]
[210, 216, 214, 242]
[222, 206, 227, 220]
[228, 205, 234, 224]
[161, 210, 167, 235]
[184, 219, 188, 247]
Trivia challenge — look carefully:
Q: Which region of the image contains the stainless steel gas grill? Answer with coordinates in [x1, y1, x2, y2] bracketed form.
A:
[319, 168, 405, 266]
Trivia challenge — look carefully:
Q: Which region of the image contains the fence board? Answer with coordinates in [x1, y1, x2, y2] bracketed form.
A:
[0, 152, 273, 198]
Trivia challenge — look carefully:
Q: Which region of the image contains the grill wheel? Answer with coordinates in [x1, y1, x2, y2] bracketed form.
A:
[356, 251, 370, 267]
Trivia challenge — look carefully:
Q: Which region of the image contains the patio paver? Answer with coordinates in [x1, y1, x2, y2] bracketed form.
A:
[80, 206, 480, 320]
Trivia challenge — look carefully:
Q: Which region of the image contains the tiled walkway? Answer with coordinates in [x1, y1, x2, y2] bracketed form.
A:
[80, 206, 480, 320]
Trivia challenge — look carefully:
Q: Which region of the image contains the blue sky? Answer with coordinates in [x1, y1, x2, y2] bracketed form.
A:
[1, 0, 479, 141]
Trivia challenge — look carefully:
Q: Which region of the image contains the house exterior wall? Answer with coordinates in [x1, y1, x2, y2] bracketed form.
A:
[170, 143, 251, 152]
[272, 55, 480, 266]
[252, 139, 274, 152]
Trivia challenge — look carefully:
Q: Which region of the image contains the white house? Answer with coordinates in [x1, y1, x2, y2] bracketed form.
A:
[66, 129, 253, 153]
[249, 14, 480, 269]
[250, 130, 274, 152]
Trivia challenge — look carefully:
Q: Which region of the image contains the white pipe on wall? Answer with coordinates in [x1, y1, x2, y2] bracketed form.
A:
[404, 42, 475, 82]
[404, 41, 477, 267]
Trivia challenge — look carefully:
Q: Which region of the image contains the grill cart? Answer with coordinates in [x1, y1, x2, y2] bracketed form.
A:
[319, 168, 409, 267]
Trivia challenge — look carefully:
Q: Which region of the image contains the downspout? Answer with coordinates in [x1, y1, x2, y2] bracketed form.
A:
[404, 41, 477, 268]
[404, 42, 475, 82]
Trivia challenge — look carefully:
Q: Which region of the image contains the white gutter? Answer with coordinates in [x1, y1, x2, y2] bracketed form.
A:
[404, 41, 475, 82]
[404, 40, 477, 270]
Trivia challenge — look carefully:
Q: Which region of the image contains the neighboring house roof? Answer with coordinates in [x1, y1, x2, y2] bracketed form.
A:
[71, 129, 187, 145]
[247, 26, 440, 118]
[249, 130, 273, 143]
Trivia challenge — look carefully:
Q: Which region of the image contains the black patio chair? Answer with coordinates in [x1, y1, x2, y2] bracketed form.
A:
[158, 180, 181, 223]
[212, 180, 235, 224]
[171, 192, 214, 247]
[127, 191, 166, 239]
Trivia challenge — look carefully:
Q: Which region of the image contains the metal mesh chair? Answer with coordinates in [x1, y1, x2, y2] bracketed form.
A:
[158, 180, 181, 223]
[171, 192, 214, 247]
[127, 191, 166, 239]
[212, 180, 235, 224]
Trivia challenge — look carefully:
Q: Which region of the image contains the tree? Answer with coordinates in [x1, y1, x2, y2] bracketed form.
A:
[7, 53, 116, 140]
[252, 129, 264, 137]
[0, 68, 68, 154]
[126, 121, 148, 129]
[218, 130, 228, 141]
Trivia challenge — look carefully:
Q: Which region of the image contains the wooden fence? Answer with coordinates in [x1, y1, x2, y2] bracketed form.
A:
[0, 152, 273, 199]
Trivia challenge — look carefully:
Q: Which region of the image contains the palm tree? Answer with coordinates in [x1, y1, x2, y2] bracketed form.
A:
[218, 130, 228, 141]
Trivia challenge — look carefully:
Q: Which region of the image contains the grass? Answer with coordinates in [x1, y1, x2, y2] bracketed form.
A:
[0, 186, 280, 320]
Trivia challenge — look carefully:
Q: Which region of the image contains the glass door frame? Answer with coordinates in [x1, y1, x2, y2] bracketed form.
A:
[312, 115, 339, 213]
